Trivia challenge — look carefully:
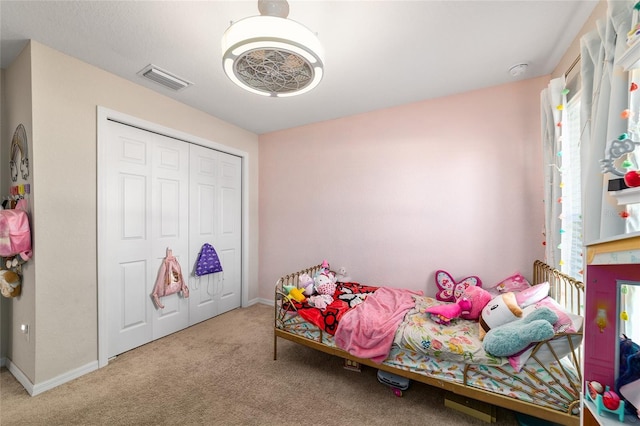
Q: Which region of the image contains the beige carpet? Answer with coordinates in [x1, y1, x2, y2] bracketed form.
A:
[1, 304, 519, 425]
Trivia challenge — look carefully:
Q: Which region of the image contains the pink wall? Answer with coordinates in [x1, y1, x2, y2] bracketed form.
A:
[259, 76, 548, 301]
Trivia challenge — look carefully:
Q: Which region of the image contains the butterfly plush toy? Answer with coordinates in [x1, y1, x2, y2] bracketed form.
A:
[435, 270, 482, 302]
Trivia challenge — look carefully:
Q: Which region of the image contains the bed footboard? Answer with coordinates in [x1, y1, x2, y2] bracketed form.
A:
[463, 331, 583, 417]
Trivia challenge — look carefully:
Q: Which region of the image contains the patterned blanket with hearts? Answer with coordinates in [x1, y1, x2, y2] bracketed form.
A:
[284, 282, 379, 335]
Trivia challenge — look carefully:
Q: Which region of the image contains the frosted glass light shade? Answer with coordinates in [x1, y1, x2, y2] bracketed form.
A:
[221, 15, 324, 97]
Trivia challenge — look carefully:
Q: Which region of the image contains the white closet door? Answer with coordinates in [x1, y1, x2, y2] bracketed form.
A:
[150, 133, 190, 340]
[104, 121, 153, 358]
[102, 118, 242, 359]
[104, 121, 189, 357]
[215, 151, 242, 314]
[188, 145, 242, 323]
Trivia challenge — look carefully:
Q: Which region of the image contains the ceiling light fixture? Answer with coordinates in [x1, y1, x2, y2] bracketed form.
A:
[221, 0, 324, 97]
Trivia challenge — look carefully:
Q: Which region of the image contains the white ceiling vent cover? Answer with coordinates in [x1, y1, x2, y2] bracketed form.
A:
[137, 64, 193, 91]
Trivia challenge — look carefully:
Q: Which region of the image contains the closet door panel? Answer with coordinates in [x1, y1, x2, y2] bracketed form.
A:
[197, 184, 216, 236]
[121, 260, 148, 328]
[189, 176, 216, 316]
[217, 248, 240, 313]
[118, 174, 149, 322]
[151, 134, 190, 340]
[105, 122, 153, 358]
[215, 154, 242, 314]
[189, 144, 220, 324]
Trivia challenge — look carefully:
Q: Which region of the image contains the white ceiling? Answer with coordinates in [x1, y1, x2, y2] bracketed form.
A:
[0, 0, 598, 135]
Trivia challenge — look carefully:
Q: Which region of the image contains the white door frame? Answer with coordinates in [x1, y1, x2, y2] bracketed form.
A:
[96, 106, 250, 368]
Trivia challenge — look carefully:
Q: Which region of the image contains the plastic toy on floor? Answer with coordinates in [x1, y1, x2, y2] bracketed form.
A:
[377, 370, 410, 397]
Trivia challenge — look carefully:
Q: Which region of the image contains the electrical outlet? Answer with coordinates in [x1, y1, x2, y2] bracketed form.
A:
[20, 324, 29, 342]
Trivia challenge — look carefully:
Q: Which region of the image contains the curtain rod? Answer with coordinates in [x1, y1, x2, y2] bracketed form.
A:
[564, 55, 581, 78]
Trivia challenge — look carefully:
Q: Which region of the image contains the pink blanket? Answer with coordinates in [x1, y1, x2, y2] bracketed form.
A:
[334, 287, 422, 363]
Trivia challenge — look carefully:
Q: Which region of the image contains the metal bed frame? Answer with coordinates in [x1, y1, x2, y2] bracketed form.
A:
[274, 260, 584, 426]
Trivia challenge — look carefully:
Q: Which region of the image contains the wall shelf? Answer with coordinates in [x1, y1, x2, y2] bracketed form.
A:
[618, 39, 640, 71]
[610, 187, 640, 206]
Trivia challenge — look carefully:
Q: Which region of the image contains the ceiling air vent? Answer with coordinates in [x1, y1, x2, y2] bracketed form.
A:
[137, 64, 193, 91]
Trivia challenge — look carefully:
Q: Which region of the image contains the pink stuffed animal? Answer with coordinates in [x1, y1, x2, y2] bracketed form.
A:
[425, 285, 492, 325]
[426, 298, 472, 325]
[459, 285, 492, 320]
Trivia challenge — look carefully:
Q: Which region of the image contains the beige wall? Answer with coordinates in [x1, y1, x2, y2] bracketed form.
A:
[5, 40, 259, 387]
[3, 44, 35, 380]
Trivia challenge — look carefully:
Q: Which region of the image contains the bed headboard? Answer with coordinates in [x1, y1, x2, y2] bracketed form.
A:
[532, 260, 585, 316]
[275, 264, 325, 290]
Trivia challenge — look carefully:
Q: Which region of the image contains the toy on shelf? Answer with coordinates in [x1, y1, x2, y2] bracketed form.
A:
[587, 381, 625, 422]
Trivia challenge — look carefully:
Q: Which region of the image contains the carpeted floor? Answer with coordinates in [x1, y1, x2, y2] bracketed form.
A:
[1, 303, 519, 425]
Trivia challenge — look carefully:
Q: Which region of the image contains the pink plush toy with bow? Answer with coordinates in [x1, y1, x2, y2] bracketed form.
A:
[425, 285, 492, 325]
[458, 285, 492, 320]
[426, 298, 473, 325]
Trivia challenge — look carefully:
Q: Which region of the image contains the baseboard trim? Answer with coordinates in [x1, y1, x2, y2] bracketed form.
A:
[256, 297, 273, 306]
[244, 297, 261, 307]
[7, 359, 99, 396]
[0, 356, 6, 368]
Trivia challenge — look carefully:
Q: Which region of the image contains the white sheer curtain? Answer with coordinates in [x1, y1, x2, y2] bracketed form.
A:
[580, 0, 635, 243]
[541, 78, 565, 266]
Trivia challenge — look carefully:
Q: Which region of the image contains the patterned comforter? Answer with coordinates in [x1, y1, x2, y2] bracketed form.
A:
[394, 295, 508, 365]
[284, 282, 507, 365]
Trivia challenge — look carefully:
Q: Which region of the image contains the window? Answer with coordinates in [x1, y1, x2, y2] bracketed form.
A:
[620, 282, 640, 344]
[559, 94, 583, 279]
[621, 69, 640, 232]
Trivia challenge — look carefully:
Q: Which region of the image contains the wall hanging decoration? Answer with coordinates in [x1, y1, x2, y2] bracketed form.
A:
[600, 134, 640, 178]
[9, 124, 29, 182]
